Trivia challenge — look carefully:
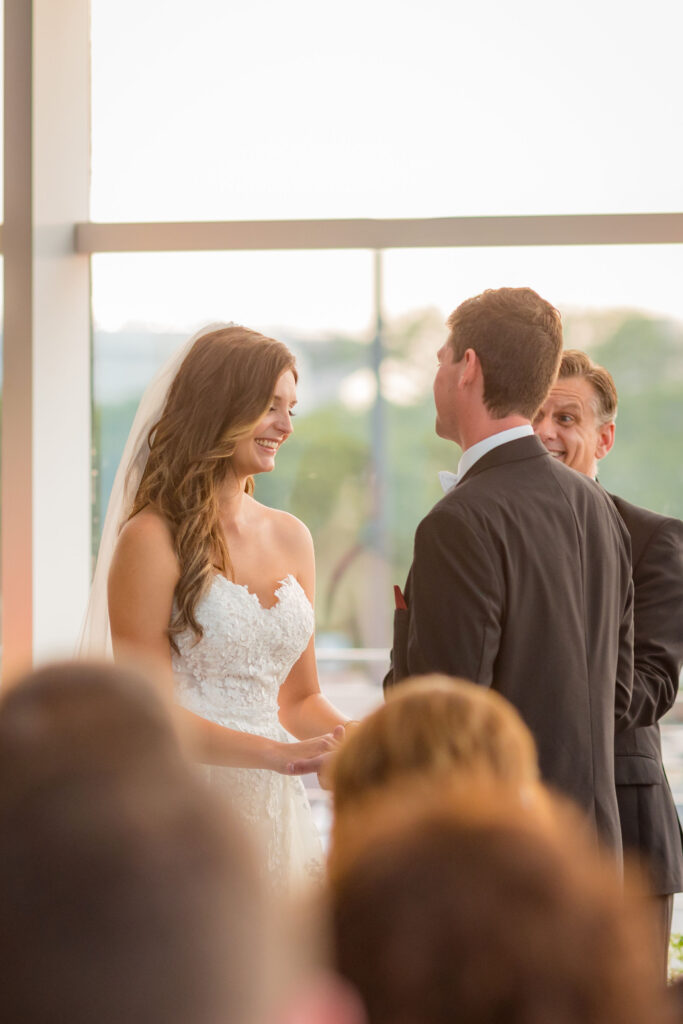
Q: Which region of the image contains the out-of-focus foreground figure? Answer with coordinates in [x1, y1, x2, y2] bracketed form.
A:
[328, 675, 544, 879]
[0, 661, 270, 1024]
[330, 784, 674, 1024]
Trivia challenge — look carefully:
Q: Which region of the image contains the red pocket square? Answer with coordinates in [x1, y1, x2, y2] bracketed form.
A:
[393, 585, 408, 611]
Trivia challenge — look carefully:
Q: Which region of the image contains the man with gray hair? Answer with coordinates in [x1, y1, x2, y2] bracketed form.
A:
[534, 349, 683, 969]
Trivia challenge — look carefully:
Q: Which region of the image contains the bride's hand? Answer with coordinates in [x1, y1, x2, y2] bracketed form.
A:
[285, 724, 348, 787]
[268, 730, 342, 776]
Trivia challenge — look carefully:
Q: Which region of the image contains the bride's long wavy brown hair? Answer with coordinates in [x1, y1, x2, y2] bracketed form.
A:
[128, 325, 297, 650]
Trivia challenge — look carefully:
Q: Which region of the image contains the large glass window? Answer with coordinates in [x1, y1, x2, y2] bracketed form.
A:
[90, 0, 683, 222]
[383, 243, 683, 518]
[88, 0, 683, 859]
[90, 249, 378, 619]
[91, 248, 382, 718]
[92, 244, 683, 656]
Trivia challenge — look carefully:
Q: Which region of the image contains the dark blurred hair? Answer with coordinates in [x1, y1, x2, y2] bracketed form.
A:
[0, 660, 184, 795]
[447, 286, 563, 418]
[0, 661, 268, 1024]
[331, 784, 671, 1024]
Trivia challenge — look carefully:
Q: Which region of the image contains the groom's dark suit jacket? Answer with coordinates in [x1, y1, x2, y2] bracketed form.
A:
[609, 493, 683, 895]
[386, 435, 634, 850]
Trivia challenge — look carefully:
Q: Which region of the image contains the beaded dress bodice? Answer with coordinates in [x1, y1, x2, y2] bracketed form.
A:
[172, 574, 322, 889]
[173, 574, 314, 728]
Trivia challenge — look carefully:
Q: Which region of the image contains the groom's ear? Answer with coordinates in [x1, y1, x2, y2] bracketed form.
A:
[459, 348, 482, 388]
[276, 972, 367, 1024]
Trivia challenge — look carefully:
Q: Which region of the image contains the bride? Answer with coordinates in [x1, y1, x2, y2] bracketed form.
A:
[81, 324, 350, 888]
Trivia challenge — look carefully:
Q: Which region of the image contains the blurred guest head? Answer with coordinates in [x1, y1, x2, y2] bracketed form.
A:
[0, 660, 268, 1024]
[333, 675, 538, 807]
[0, 660, 185, 792]
[331, 784, 671, 1024]
[330, 675, 540, 876]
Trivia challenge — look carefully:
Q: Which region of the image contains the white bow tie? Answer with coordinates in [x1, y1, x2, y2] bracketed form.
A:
[438, 470, 459, 493]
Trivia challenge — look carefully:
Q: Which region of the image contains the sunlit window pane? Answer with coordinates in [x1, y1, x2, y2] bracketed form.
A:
[91, 251, 388, 670]
[383, 243, 683, 519]
[92, 245, 683, 668]
[90, 0, 683, 221]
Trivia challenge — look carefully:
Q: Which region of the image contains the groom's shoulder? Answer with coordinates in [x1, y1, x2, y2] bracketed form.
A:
[547, 456, 626, 518]
[428, 451, 613, 524]
[420, 484, 489, 540]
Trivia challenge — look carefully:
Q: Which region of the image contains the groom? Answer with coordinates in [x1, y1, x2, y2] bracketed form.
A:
[385, 287, 634, 850]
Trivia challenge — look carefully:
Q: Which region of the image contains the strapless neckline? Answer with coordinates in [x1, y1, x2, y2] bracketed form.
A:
[172, 565, 321, 887]
[212, 572, 311, 613]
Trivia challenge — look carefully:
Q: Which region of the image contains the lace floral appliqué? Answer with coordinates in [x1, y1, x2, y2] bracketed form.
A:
[172, 575, 323, 890]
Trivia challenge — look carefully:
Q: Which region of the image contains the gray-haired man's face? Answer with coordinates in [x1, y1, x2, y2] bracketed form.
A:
[533, 376, 614, 478]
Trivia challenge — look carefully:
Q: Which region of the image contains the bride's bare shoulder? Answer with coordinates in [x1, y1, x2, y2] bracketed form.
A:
[111, 507, 178, 578]
[118, 506, 173, 545]
[108, 507, 179, 639]
[254, 500, 311, 543]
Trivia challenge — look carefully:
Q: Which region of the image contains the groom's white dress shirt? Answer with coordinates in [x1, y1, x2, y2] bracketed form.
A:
[438, 424, 534, 493]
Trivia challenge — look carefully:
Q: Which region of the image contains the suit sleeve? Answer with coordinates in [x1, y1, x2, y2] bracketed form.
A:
[617, 518, 683, 729]
[614, 571, 634, 730]
[403, 507, 504, 686]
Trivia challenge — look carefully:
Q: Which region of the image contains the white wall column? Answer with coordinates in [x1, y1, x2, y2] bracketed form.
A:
[2, 0, 91, 682]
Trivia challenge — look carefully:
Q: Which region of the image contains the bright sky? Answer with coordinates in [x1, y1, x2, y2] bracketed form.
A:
[89, 0, 683, 333]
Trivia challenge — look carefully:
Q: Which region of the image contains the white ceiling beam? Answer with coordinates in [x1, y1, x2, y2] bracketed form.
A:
[74, 212, 683, 253]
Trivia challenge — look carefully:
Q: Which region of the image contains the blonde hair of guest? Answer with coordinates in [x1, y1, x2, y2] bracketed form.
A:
[329, 675, 543, 880]
[332, 674, 539, 815]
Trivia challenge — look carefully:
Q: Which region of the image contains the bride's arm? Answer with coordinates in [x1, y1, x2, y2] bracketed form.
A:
[108, 509, 178, 669]
[279, 639, 350, 739]
[108, 511, 338, 773]
[276, 518, 351, 739]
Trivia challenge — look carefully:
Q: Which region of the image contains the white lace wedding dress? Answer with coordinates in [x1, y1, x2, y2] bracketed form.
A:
[172, 573, 324, 890]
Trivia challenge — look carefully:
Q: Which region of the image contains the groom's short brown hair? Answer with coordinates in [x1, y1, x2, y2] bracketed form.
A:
[447, 287, 563, 419]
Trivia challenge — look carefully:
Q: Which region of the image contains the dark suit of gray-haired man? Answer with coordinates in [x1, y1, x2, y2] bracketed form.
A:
[534, 349, 683, 973]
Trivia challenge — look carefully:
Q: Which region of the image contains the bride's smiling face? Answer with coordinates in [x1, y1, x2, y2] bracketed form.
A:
[231, 369, 297, 479]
